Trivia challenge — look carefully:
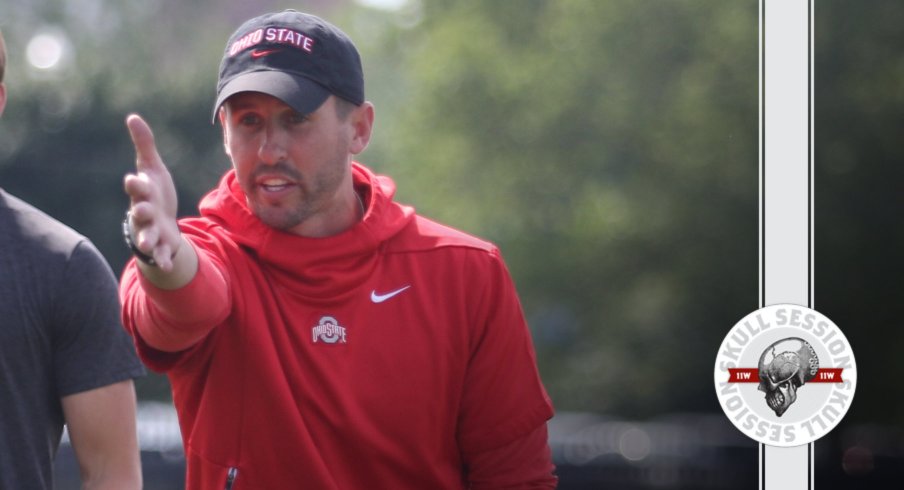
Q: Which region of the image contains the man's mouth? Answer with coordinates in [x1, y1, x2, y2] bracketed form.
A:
[258, 177, 294, 192]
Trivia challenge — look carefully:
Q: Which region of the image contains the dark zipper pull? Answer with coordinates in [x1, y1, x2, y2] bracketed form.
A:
[225, 467, 238, 490]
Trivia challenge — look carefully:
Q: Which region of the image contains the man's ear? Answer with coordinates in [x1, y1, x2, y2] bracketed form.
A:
[0, 83, 7, 118]
[218, 107, 231, 156]
[348, 101, 375, 156]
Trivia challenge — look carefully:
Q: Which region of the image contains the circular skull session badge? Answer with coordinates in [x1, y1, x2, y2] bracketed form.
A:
[713, 304, 857, 447]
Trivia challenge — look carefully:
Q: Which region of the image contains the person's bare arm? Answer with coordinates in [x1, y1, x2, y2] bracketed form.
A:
[123, 114, 198, 288]
[61, 380, 142, 490]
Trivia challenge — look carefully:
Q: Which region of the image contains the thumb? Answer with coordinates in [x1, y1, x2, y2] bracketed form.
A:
[126, 114, 164, 173]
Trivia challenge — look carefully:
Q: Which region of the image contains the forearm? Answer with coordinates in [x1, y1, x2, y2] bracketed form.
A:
[121, 239, 231, 352]
[135, 234, 198, 290]
[81, 468, 142, 490]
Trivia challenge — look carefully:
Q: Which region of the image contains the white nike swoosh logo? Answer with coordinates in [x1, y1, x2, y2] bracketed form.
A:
[370, 285, 411, 303]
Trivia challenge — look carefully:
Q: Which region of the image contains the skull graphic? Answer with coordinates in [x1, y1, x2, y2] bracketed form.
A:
[757, 337, 819, 417]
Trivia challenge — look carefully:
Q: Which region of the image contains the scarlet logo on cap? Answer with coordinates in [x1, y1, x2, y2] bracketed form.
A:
[250, 49, 280, 59]
[228, 27, 315, 57]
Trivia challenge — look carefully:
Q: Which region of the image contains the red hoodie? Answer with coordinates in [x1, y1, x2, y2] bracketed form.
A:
[121, 163, 556, 489]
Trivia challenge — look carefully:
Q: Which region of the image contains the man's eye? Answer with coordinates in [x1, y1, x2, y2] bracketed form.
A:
[238, 114, 260, 125]
[288, 113, 308, 124]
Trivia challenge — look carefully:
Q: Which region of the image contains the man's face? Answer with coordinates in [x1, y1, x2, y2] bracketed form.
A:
[221, 93, 359, 236]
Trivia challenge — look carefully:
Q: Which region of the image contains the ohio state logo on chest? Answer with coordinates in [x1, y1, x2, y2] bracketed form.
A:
[311, 316, 347, 344]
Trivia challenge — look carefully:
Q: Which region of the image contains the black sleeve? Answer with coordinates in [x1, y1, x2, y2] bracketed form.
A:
[52, 240, 145, 397]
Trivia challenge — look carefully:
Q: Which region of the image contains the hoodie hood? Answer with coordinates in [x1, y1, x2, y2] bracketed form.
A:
[197, 162, 415, 301]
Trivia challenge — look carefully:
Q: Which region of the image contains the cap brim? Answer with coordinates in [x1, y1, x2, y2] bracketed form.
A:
[212, 71, 331, 123]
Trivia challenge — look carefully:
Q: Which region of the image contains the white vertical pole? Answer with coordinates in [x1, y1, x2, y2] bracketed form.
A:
[760, 0, 813, 488]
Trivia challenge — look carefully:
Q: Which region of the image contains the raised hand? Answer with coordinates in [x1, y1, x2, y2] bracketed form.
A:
[123, 114, 183, 273]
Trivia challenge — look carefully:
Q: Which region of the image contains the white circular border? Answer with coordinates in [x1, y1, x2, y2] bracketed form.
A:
[714, 304, 857, 447]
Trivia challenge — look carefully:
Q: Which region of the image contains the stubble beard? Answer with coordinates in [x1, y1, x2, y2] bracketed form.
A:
[251, 197, 311, 232]
[246, 154, 349, 233]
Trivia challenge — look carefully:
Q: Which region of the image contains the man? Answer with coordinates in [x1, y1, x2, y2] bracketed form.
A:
[121, 10, 556, 489]
[0, 29, 144, 489]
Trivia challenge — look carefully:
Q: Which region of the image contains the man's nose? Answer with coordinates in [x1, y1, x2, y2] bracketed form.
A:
[258, 125, 288, 164]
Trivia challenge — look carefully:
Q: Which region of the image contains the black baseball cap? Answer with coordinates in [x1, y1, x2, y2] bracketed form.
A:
[212, 10, 364, 122]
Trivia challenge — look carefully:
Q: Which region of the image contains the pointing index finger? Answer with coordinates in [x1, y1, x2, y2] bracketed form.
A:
[126, 114, 163, 172]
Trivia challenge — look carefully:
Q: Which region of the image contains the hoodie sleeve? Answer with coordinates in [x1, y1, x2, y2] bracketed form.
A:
[120, 237, 232, 370]
[456, 248, 556, 486]
[465, 424, 557, 489]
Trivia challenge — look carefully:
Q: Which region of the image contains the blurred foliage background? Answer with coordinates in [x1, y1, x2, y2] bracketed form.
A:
[814, 0, 904, 429]
[0, 0, 898, 449]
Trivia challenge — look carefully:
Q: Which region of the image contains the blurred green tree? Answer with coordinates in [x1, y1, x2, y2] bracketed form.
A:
[815, 0, 904, 426]
[379, 0, 759, 416]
